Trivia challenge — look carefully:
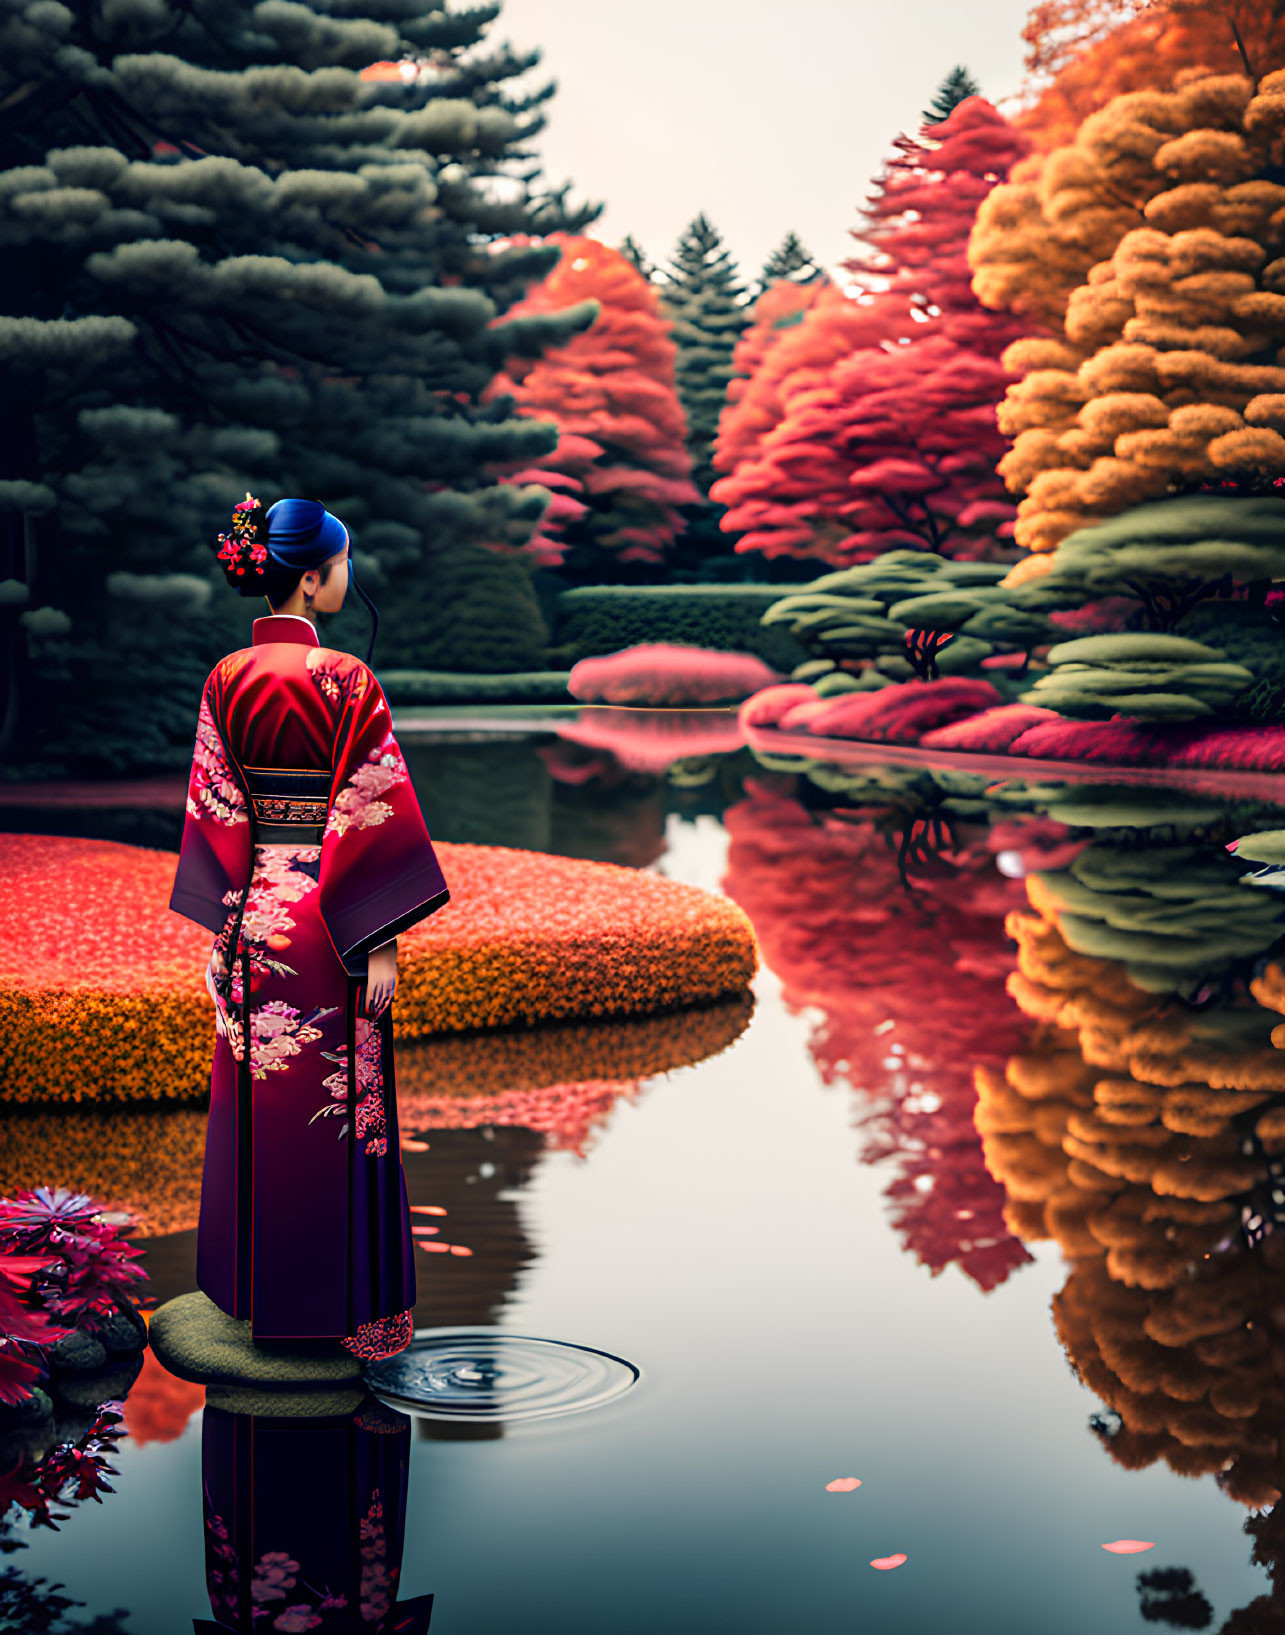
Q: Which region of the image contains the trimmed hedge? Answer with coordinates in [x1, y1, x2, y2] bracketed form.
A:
[552, 584, 810, 670]
[383, 670, 572, 705]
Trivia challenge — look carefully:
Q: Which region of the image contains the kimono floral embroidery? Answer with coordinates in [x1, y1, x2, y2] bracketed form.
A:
[360, 1489, 399, 1623]
[315, 1016, 387, 1153]
[204, 1492, 239, 1616]
[342, 1310, 412, 1361]
[327, 730, 408, 837]
[187, 696, 246, 827]
[305, 645, 362, 707]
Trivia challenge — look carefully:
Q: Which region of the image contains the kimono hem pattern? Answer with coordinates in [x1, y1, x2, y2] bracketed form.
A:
[170, 614, 449, 1356]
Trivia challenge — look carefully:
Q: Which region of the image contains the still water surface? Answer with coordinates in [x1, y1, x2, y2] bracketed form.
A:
[7, 716, 1285, 1633]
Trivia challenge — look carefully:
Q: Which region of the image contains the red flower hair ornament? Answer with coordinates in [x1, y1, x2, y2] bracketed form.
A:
[215, 492, 270, 580]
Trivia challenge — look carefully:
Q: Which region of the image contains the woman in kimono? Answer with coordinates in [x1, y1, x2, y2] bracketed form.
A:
[170, 495, 449, 1361]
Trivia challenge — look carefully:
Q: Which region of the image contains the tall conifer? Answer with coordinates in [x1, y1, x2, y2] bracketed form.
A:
[758, 232, 823, 293]
[0, 0, 597, 770]
[923, 65, 982, 125]
[662, 214, 748, 496]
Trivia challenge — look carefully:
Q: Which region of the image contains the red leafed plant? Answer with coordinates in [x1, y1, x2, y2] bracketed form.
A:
[0, 1404, 125, 1531]
[569, 644, 780, 706]
[485, 234, 701, 570]
[0, 1252, 70, 1407]
[0, 1187, 145, 1323]
[711, 98, 1028, 566]
[722, 781, 1032, 1291]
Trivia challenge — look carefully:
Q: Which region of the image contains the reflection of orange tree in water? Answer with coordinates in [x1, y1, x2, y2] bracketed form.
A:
[977, 837, 1285, 1628]
[723, 774, 1032, 1289]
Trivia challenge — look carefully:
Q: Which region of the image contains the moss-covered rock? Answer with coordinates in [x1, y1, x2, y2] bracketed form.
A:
[149, 1291, 363, 1389]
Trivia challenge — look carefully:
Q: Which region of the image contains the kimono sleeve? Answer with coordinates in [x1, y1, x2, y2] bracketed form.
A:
[169, 669, 252, 935]
[318, 663, 449, 977]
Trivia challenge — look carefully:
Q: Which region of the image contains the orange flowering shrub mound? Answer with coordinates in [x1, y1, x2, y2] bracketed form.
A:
[0, 834, 757, 1103]
[724, 784, 1032, 1290]
[395, 994, 752, 1101]
[0, 1105, 206, 1234]
[553, 707, 745, 773]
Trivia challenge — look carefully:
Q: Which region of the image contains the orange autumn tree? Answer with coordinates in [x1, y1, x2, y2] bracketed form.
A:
[970, 70, 1285, 572]
[485, 234, 701, 574]
[1019, 1, 1285, 152]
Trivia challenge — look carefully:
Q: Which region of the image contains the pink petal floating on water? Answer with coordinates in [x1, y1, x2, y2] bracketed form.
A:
[417, 1241, 449, 1253]
[870, 1555, 907, 1571]
[410, 1204, 447, 1215]
[400, 1139, 430, 1153]
[449, 1245, 474, 1257]
[411, 1225, 440, 1236]
[1102, 1541, 1155, 1554]
[825, 1478, 863, 1492]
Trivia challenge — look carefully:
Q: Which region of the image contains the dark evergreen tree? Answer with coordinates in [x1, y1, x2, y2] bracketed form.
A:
[923, 65, 982, 125]
[0, 0, 599, 774]
[661, 213, 748, 497]
[618, 234, 654, 281]
[758, 231, 823, 293]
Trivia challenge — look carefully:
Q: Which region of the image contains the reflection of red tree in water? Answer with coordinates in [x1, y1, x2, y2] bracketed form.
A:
[722, 781, 1031, 1289]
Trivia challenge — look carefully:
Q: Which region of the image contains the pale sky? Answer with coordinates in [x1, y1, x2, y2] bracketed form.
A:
[493, 0, 1038, 285]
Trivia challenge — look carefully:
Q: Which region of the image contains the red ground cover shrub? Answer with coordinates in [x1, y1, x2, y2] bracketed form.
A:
[569, 643, 779, 705]
[738, 684, 817, 730]
[797, 678, 1002, 744]
[920, 703, 1059, 752]
[1007, 718, 1175, 765]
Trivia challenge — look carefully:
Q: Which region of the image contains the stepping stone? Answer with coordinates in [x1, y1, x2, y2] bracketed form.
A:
[205, 1384, 369, 1419]
[148, 1291, 362, 1389]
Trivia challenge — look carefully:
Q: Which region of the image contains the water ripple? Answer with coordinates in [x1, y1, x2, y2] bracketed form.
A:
[365, 1327, 640, 1422]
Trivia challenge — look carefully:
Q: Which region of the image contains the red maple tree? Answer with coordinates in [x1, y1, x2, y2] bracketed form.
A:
[710, 98, 1029, 565]
[714, 276, 831, 477]
[485, 234, 701, 570]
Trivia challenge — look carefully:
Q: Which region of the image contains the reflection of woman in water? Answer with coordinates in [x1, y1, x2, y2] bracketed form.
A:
[194, 1397, 434, 1635]
[170, 496, 449, 1359]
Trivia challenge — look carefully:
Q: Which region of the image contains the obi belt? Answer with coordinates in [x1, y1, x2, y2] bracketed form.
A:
[243, 765, 329, 844]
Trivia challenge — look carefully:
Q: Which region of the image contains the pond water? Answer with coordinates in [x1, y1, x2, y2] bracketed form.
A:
[6, 710, 1285, 1633]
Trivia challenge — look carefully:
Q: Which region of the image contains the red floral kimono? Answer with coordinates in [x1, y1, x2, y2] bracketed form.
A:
[170, 614, 449, 1358]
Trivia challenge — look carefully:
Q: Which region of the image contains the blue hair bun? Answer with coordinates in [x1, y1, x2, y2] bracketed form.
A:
[265, 497, 349, 568]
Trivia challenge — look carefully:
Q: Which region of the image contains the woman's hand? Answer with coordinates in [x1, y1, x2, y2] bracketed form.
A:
[206, 942, 228, 1004]
[366, 940, 398, 1019]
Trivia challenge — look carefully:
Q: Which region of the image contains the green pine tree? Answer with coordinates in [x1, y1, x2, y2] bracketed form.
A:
[0, 0, 600, 774]
[618, 235, 655, 282]
[662, 214, 748, 497]
[923, 65, 981, 126]
[758, 232, 823, 293]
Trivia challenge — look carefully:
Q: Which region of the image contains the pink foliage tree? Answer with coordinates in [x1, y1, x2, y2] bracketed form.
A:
[711, 98, 1029, 565]
[485, 234, 701, 571]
